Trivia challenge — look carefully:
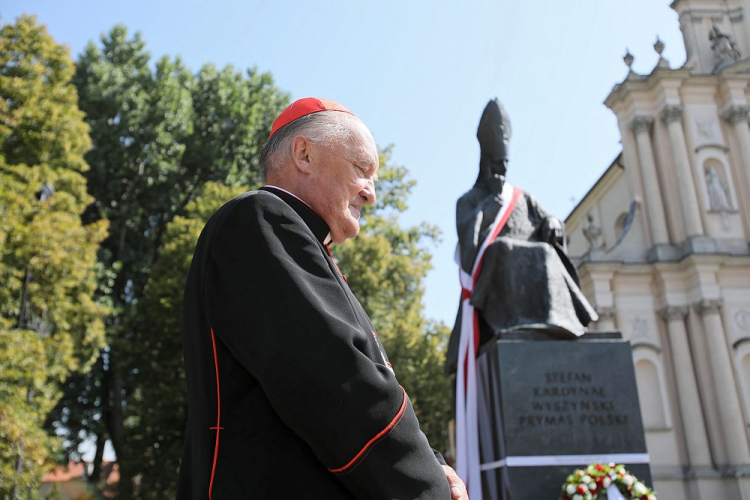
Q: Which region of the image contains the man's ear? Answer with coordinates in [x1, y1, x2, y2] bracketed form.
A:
[290, 135, 314, 174]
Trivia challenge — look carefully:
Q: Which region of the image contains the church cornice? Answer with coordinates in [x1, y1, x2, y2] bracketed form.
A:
[605, 66, 750, 114]
[576, 251, 750, 275]
[605, 67, 693, 110]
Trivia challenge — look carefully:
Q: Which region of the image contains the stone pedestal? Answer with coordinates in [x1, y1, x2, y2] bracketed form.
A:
[476, 334, 651, 500]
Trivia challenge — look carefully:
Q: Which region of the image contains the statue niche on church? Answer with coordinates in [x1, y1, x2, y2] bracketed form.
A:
[446, 99, 598, 371]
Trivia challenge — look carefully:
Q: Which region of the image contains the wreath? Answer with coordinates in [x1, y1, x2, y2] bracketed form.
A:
[560, 463, 656, 500]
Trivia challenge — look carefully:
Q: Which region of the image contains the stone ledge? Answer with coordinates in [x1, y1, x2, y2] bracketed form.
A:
[650, 464, 750, 480]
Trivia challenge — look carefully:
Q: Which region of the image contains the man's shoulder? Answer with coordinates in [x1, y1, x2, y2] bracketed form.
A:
[195, 190, 304, 255]
[217, 189, 293, 215]
[209, 189, 299, 229]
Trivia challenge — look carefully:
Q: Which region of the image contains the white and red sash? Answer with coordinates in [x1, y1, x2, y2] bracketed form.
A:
[455, 182, 522, 500]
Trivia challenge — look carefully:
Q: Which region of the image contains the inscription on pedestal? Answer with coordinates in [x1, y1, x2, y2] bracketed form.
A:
[486, 341, 647, 456]
[516, 371, 631, 429]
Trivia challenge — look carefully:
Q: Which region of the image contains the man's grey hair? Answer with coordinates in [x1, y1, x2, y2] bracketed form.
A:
[259, 111, 358, 180]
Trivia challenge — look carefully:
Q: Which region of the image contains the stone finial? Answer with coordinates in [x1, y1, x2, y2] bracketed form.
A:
[654, 37, 665, 56]
[654, 36, 670, 69]
[630, 116, 654, 134]
[660, 105, 684, 124]
[623, 49, 636, 78]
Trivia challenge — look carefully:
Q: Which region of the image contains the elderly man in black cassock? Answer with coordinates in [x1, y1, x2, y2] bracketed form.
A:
[177, 98, 467, 500]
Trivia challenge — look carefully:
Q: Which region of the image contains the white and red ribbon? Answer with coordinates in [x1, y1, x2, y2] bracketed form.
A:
[455, 183, 522, 500]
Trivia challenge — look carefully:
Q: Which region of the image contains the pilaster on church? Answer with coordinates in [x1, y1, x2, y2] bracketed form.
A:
[595, 307, 617, 331]
[722, 104, 750, 193]
[660, 105, 706, 239]
[629, 116, 670, 246]
[658, 305, 712, 468]
[693, 298, 750, 465]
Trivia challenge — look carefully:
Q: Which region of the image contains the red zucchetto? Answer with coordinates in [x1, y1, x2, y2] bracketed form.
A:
[269, 97, 354, 138]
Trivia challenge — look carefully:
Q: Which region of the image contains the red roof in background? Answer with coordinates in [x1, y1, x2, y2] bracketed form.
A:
[43, 460, 119, 484]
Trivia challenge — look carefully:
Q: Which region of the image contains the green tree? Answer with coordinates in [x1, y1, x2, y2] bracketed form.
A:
[335, 147, 453, 454]
[48, 25, 288, 495]
[121, 182, 244, 498]
[0, 15, 108, 495]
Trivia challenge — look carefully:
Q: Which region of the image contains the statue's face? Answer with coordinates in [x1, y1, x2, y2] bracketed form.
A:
[477, 99, 511, 193]
[484, 121, 509, 193]
[485, 157, 507, 194]
[489, 124, 509, 174]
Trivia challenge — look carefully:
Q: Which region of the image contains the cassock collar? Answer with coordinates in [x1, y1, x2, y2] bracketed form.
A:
[260, 185, 332, 245]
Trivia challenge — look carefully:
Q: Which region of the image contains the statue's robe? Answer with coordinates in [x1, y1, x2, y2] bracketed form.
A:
[446, 184, 597, 372]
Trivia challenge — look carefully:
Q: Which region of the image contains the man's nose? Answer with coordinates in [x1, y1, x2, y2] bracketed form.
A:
[361, 180, 376, 205]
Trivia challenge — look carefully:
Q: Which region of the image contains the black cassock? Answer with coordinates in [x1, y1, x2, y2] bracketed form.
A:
[177, 186, 449, 499]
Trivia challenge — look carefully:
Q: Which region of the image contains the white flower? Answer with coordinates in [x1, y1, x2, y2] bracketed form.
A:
[566, 484, 576, 495]
[634, 482, 647, 495]
[647, 495, 656, 500]
[573, 495, 583, 500]
[582, 475, 592, 484]
[622, 475, 634, 486]
[603, 477, 611, 488]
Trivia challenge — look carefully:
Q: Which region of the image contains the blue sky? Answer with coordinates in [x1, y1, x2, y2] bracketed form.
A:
[4, 0, 687, 328]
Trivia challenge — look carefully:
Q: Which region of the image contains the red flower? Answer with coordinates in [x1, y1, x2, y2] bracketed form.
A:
[595, 464, 605, 471]
[577, 485, 587, 494]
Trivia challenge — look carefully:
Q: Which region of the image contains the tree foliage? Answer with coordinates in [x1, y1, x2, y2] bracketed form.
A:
[47, 24, 288, 495]
[0, 15, 108, 495]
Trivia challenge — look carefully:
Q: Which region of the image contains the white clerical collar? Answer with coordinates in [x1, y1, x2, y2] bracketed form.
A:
[264, 185, 332, 244]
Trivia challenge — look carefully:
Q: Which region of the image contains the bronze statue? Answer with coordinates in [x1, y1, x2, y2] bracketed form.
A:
[446, 99, 598, 371]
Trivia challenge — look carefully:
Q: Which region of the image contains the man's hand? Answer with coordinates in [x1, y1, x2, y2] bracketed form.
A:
[442, 465, 469, 499]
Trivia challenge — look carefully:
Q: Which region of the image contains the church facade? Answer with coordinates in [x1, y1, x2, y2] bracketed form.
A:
[565, 0, 750, 498]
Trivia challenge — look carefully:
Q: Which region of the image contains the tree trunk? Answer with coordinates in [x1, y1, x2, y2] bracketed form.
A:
[104, 352, 130, 497]
[88, 431, 106, 484]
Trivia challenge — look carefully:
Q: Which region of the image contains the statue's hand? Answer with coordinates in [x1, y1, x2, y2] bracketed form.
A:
[539, 216, 564, 245]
